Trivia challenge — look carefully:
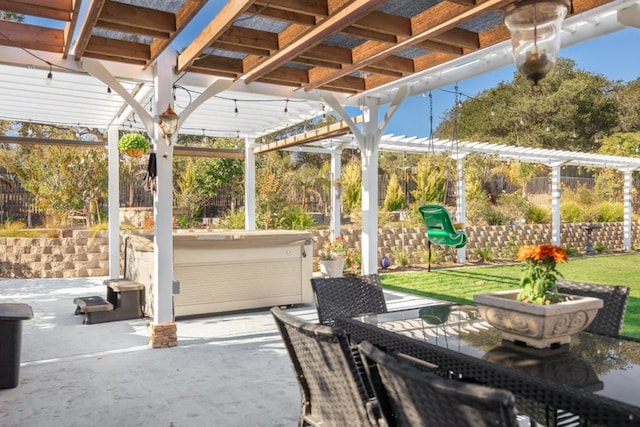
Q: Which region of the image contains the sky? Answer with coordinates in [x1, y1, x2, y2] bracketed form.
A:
[385, 27, 640, 137]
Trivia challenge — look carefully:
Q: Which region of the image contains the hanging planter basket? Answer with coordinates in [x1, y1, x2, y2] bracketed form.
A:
[118, 133, 149, 158]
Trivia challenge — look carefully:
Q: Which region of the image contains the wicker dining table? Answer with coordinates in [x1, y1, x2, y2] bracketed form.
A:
[335, 304, 640, 426]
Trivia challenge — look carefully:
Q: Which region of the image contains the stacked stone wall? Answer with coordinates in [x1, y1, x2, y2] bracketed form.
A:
[312, 221, 639, 265]
[0, 230, 111, 278]
[1, 222, 637, 277]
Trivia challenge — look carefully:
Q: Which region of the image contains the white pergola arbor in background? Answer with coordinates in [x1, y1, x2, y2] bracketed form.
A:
[287, 134, 640, 264]
[0, 0, 639, 341]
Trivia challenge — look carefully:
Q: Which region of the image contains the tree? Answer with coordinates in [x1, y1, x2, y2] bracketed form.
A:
[0, 123, 108, 226]
[436, 58, 618, 152]
[595, 132, 640, 200]
[612, 78, 640, 133]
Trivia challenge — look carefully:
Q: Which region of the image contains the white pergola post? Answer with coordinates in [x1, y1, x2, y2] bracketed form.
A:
[456, 156, 466, 263]
[330, 147, 342, 240]
[550, 163, 563, 246]
[107, 125, 120, 278]
[244, 136, 256, 230]
[360, 98, 380, 275]
[623, 168, 633, 251]
[152, 50, 176, 327]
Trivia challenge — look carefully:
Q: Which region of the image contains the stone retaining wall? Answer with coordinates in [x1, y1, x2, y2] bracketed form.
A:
[1, 222, 637, 278]
[0, 230, 110, 278]
[312, 221, 640, 264]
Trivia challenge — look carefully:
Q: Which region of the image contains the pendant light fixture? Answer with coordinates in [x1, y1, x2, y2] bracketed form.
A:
[504, 0, 570, 85]
[158, 105, 179, 142]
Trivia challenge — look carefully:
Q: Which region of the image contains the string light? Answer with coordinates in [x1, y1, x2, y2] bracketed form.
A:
[284, 99, 289, 115]
[46, 63, 53, 84]
[234, 99, 239, 117]
[107, 87, 112, 98]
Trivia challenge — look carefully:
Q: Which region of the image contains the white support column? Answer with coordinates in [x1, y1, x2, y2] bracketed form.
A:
[361, 99, 380, 275]
[456, 156, 466, 263]
[623, 169, 633, 251]
[551, 164, 563, 246]
[330, 147, 342, 240]
[152, 50, 176, 326]
[107, 125, 120, 278]
[244, 136, 256, 231]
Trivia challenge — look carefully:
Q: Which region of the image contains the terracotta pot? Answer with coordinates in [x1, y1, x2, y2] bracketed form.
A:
[123, 148, 146, 157]
[473, 290, 603, 349]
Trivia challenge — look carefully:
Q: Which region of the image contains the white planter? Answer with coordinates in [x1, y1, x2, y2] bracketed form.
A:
[474, 290, 603, 349]
[319, 257, 344, 278]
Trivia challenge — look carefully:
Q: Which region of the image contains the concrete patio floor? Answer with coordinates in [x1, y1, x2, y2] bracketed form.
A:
[0, 276, 438, 427]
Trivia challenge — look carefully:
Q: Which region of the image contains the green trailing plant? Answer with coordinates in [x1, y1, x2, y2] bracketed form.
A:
[117, 133, 149, 154]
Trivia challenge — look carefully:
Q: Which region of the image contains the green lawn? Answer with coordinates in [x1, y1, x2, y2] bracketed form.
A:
[380, 253, 640, 338]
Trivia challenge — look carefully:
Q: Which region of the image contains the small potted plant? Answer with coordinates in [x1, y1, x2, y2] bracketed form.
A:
[118, 133, 150, 157]
[318, 236, 347, 278]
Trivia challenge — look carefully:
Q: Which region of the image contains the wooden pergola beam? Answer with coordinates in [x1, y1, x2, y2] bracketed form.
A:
[304, 0, 510, 91]
[253, 115, 364, 154]
[0, 137, 243, 159]
[242, 0, 387, 85]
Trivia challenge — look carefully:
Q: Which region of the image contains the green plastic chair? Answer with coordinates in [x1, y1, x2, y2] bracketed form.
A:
[418, 204, 467, 271]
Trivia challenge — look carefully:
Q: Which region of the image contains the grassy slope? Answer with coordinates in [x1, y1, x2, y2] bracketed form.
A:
[380, 253, 640, 338]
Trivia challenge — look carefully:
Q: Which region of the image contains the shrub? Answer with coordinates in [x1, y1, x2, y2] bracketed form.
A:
[484, 205, 509, 226]
[383, 172, 405, 212]
[280, 205, 314, 230]
[0, 220, 36, 237]
[475, 247, 495, 263]
[594, 243, 607, 253]
[391, 248, 410, 266]
[220, 209, 245, 229]
[593, 202, 624, 222]
[176, 214, 198, 229]
[560, 201, 587, 223]
[563, 246, 581, 257]
[525, 204, 551, 224]
[419, 247, 442, 264]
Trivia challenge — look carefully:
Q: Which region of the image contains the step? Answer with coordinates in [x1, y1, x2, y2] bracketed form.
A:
[73, 296, 114, 313]
[103, 278, 145, 292]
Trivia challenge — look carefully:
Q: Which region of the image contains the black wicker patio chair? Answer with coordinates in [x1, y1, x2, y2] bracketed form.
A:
[358, 341, 519, 427]
[557, 280, 629, 337]
[310, 274, 388, 326]
[270, 307, 379, 427]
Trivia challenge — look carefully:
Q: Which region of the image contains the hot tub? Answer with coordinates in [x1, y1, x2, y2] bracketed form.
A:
[124, 230, 314, 318]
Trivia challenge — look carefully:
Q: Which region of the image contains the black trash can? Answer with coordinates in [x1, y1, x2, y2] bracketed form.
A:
[0, 303, 33, 389]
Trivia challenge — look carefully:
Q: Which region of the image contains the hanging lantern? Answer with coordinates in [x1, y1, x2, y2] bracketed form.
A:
[504, 0, 570, 85]
[158, 105, 179, 139]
